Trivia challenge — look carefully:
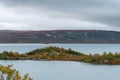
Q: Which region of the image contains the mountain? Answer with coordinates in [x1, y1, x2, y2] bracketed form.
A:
[0, 30, 120, 43]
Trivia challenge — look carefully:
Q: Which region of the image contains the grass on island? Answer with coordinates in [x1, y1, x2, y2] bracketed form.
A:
[0, 46, 120, 65]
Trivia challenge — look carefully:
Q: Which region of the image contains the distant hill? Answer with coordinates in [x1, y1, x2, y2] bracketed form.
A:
[0, 30, 120, 43]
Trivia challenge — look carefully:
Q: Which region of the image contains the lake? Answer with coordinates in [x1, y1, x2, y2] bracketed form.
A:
[0, 44, 120, 54]
[0, 60, 120, 80]
[0, 44, 120, 80]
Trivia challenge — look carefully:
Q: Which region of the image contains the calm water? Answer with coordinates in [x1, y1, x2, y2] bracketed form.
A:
[0, 60, 120, 80]
[0, 44, 120, 54]
[0, 44, 120, 80]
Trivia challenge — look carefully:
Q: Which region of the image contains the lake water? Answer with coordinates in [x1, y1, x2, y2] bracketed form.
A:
[0, 60, 120, 80]
[0, 44, 120, 54]
[0, 44, 120, 80]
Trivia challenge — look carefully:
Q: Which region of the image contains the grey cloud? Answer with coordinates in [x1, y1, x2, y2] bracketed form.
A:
[0, 0, 120, 30]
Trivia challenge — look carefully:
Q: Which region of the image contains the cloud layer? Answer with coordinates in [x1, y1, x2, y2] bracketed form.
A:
[0, 0, 120, 31]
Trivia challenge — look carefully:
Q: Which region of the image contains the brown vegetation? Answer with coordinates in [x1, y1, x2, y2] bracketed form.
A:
[0, 46, 120, 65]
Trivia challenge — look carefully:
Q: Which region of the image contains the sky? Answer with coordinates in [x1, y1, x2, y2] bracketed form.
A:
[0, 0, 120, 31]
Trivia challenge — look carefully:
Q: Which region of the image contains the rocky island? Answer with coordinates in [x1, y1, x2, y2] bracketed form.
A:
[0, 46, 120, 65]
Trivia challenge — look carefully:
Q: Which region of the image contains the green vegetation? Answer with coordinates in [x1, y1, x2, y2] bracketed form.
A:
[0, 46, 120, 65]
[0, 65, 32, 80]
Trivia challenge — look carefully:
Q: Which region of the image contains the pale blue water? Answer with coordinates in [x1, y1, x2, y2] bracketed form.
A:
[0, 60, 120, 80]
[0, 44, 120, 80]
[0, 44, 119, 54]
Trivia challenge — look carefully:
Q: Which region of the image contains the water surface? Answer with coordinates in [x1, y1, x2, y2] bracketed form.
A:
[0, 44, 120, 54]
[0, 60, 120, 80]
[0, 44, 120, 80]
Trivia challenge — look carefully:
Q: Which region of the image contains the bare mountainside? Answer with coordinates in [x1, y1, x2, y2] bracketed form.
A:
[0, 30, 120, 43]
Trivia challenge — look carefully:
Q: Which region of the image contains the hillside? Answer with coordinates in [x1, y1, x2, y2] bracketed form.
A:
[0, 30, 120, 43]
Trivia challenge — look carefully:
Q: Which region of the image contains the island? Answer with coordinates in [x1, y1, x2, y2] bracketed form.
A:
[0, 46, 120, 65]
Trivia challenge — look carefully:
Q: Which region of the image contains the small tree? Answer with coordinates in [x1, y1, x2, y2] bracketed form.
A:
[0, 65, 32, 80]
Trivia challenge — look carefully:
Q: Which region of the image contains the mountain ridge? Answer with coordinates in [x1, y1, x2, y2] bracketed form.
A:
[0, 30, 119, 43]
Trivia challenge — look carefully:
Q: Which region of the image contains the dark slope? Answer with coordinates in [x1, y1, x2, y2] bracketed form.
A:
[0, 30, 120, 43]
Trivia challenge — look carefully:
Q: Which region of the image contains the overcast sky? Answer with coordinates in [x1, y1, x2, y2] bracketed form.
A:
[0, 0, 120, 31]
